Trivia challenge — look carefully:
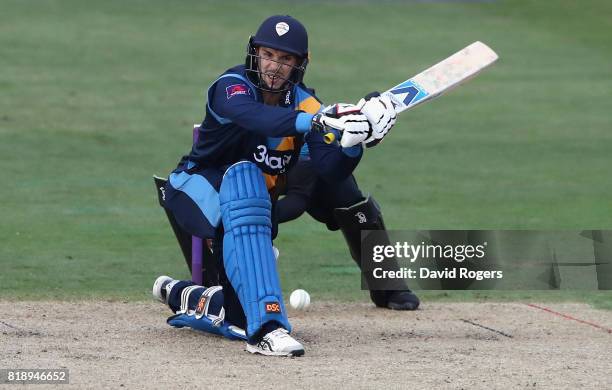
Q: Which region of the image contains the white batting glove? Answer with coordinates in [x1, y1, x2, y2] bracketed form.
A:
[358, 92, 397, 147]
[312, 103, 370, 148]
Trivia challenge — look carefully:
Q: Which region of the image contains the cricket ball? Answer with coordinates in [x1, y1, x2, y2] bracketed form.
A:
[289, 289, 310, 310]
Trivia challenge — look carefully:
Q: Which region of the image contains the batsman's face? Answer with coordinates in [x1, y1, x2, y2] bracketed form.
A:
[257, 46, 298, 90]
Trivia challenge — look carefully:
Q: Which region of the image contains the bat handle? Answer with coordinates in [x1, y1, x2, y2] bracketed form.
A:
[321, 127, 341, 144]
[323, 132, 336, 144]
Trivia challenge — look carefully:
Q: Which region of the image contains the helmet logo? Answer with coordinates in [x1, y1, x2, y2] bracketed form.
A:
[275, 22, 289, 36]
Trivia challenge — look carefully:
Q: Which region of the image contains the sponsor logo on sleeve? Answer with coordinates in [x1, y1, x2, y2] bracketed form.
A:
[226, 84, 250, 99]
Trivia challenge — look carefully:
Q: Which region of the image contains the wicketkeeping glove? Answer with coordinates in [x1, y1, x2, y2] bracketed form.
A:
[358, 92, 397, 148]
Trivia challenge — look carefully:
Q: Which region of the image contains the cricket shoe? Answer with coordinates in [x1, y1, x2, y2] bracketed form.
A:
[246, 328, 305, 357]
[387, 290, 420, 311]
[152, 275, 176, 304]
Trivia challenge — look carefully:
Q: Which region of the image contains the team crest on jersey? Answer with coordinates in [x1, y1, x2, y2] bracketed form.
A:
[226, 84, 250, 99]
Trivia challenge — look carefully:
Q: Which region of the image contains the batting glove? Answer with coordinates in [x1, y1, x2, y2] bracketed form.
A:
[312, 103, 370, 148]
[358, 92, 397, 148]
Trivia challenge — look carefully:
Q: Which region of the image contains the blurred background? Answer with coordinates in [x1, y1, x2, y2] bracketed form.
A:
[1, 0, 610, 306]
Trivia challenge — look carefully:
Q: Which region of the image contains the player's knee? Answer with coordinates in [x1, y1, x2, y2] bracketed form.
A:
[220, 161, 272, 230]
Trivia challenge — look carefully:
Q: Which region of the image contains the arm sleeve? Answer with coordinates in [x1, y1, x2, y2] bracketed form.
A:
[304, 129, 363, 183]
[209, 76, 313, 137]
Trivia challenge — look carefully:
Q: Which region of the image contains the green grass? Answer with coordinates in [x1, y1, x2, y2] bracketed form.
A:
[1, 0, 611, 308]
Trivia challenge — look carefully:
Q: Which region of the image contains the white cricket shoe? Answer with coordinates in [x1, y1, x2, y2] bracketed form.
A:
[246, 328, 305, 357]
[152, 275, 174, 303]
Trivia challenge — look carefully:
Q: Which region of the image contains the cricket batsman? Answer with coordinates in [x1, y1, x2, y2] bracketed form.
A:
[153, 15, 416, 357]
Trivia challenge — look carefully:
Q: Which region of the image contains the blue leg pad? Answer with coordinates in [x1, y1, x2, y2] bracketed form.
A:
[219, 161, 290, 341]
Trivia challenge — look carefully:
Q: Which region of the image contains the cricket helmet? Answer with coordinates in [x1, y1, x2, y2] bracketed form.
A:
[245, 15, 309, 92]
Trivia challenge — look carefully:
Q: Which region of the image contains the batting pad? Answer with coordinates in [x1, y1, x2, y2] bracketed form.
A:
[220, 161, 290, 341]
[166, 284, 247, 341]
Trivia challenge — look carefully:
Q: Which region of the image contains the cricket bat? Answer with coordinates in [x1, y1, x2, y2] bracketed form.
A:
[324, 41, 499, 143]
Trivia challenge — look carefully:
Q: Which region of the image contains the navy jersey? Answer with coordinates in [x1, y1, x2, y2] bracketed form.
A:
[177, 64, 362, 193]
[185, 65, 316, 178]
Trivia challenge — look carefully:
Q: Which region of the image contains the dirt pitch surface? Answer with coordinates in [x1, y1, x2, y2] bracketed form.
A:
[1, 301, 611, 389]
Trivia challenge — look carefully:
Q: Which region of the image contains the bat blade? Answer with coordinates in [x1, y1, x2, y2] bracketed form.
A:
[322, 42, 498, 144]
[384, 41, 499, 114]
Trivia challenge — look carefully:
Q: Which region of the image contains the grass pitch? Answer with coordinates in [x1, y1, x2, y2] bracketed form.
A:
[1, 0, 611, 307]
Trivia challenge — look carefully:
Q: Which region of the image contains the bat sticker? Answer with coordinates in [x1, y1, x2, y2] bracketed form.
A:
[389, 80, 429, 106]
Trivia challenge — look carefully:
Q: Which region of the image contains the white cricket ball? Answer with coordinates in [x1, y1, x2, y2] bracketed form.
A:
[289, 289, 310, 310]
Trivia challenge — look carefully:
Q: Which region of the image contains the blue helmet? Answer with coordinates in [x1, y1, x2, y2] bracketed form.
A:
[245, 15, 309, 92]
[252, 15, 308, 57]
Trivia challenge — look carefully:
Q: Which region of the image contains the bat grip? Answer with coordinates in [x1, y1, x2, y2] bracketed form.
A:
[321, 127, 340, 144]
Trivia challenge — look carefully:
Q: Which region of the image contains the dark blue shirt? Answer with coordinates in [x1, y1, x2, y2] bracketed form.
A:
[181, 65, 362, 188]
